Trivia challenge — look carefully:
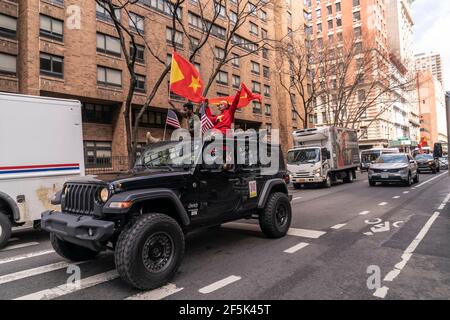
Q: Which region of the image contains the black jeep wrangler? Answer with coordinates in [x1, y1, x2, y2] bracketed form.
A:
[41, 134, 292, 290]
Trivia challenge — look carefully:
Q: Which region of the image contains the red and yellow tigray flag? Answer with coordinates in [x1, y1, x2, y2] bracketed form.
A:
[169, 52, 205, 103]
[208, 83, 262, 108]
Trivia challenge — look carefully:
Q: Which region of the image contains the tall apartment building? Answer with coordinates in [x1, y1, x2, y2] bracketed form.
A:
[416, 71, 448, 146]
[0, 0, 304, 171]
[415, 52, 444, 87]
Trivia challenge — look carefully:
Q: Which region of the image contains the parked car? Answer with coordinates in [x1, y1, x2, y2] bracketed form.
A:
[368, 153, 419, 187]
[415, 153, 440, 173]
[439, 157, 448, 170]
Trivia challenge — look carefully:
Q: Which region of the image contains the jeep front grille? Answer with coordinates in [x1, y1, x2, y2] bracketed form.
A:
[63, 183, 103, 215]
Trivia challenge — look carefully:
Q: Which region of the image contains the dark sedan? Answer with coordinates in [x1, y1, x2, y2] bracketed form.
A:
[415, 154, 440, 173]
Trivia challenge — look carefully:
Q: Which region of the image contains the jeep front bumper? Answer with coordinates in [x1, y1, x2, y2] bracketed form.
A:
[41, 210, 115, 251]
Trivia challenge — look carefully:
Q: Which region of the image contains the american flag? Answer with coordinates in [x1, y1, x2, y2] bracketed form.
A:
[200, 104, 214, 134]
[166, 109, 181, 128]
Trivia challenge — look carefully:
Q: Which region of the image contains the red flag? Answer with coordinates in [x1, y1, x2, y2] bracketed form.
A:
[169, 52, 205, 103]
[208, 83, 262, 108]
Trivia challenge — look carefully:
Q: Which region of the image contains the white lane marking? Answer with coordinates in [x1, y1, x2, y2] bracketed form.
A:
[0, 250, 55, 265]
[223, 223, 326, 239]
[284, 242, 309, 254]
[126, 283, 183, 300]
[437, 194, 450, 210]
[378, 202, 388, 206]
[415, 172, 446, 188]
[359, 211, 370, 216]
[0, 261, 83, 285]
[374, 202, 445, 299]
[15, 270, 119, 300]
[0, 242, 39, 252]
[292, 197, 302, 201]
[373, 286, 389, 299]
[392, 196, 400, 199]
[199, 275, 241, 294]
[403, 191, 409, 194]
[287, 228, 326, 239]
[331, 223, 346, 230]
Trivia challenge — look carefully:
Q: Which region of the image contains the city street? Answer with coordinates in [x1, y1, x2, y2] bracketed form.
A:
[0, 171, 449, 300]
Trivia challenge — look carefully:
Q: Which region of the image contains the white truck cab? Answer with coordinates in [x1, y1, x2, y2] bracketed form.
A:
[288, 127, 360, 188]
[0, 93, 85, 248]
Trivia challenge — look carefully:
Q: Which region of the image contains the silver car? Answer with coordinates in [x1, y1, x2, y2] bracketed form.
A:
[368, 153, 419, 187]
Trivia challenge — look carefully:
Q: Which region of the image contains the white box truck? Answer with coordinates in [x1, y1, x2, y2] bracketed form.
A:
[287, 127, 360, 188]
[0, 93, 84, 248]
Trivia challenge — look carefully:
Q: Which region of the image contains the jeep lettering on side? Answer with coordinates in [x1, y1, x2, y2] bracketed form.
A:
[41, 133, 292, 290]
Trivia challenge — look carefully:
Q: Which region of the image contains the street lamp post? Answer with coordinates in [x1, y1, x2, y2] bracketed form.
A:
[446, 92, 450, 176]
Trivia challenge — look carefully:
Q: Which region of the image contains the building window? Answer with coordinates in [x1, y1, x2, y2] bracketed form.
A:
[251, 61, 260, 74]
[166, 27, 183, 47]
[81, 103, 114, 124]
[84, 141, 112, 169]
[97, 66, 122, 87]
[40, 53, 64, 78]
[249, 21, 259, 35]
[214, 1, 226, 18]
[232, 74, 241, 88]
[216, 70, 228, 85]
[261, 28, 268, 40]
[252, 101, 262, 113]
[96, 2, 121, 22]
[134, 108, 167, 128]
[328, 20, 333, 29]
[336, 17, 342, 27]
[135, 74, 146, 92]
[0, 53, 16, 75]
[130, 43, 145, 63]
[263, 66, 270, 78]
[230, 11, 237, 24]
[189, 36, 200, 52]
[353, 0, 360, 7]
[139, 0, 182, 19]
[252, 81, 261, 93]
[96, 33, 121, 56]
[322, 112, 328, 123]
[353, 11, 361, 22]
[335, 2, 341, 12]
[262, 47, 269, 59]
[264, 85, 270, 97]
[232, 53, 240, 67]
[265, 104, 271, 115]
[0, 14, 17, 39]
[129, 12, 144, 33]
[40, 15, 64, 42]
[260, 10, 267, 22]
[248, 2, 257, 16]
[214, 46, 225, 60]
[360, 126, 368, 139]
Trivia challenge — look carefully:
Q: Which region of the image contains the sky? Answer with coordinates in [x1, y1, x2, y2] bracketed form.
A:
[412, 0, 450, 91]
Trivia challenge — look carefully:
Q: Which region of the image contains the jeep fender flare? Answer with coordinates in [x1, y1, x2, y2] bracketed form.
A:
[257, 178, 289, 209]
[0, 191, 20, 222]
[104, 188, 190, 226]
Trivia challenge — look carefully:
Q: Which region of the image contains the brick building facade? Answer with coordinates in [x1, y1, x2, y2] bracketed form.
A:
[0, 0, 304, 172]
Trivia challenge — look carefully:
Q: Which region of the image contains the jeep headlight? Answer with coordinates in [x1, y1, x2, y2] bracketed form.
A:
[99, 187, 109, 203]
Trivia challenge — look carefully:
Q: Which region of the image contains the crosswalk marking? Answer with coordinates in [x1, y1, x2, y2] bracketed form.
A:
[284, 242, 309, 254]
[14, 270, 119, 300]
[0, 242, 40, 252]
[126, 283, 183, 300]
[199, 275, 241, 294]
[223, 222, 326, 239]
[0, 261, 83, 285]
[0, 250, 55, 265]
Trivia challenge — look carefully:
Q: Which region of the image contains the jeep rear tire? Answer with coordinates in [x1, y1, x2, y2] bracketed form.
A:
[115, 213, 184, 290]
[50, 233, 99, 261]
[259, 192, 292, 239]
[0, 212, 12, 249]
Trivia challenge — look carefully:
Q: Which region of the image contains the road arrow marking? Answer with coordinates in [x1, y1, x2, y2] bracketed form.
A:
[365, 218, 382, 225]
[371, 222, 390, 233]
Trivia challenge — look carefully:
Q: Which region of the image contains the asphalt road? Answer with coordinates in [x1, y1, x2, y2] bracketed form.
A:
[1, 171, 449, 300]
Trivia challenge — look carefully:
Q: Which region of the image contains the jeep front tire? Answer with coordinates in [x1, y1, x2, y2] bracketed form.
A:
[259, 192, 292, 238]
[50, 233, 99, 261]
[115, 213, 185, 290]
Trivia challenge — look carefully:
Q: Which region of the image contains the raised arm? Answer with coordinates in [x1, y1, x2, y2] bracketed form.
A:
[229, 88, 242, 115]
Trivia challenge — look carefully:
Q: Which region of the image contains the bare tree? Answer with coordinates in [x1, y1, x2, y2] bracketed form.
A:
[96, 0, 222, 169]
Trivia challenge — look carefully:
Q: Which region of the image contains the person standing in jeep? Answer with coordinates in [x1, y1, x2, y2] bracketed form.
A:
[41, 134, 292, 290]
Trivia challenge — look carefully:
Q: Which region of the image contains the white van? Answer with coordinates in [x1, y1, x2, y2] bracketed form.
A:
[0, 93, 85, 248]
[360, 148, 400, 171]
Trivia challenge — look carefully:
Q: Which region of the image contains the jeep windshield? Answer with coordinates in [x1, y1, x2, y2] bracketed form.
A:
[134, 140, 201, 171]
[287, 148, 320, 164]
